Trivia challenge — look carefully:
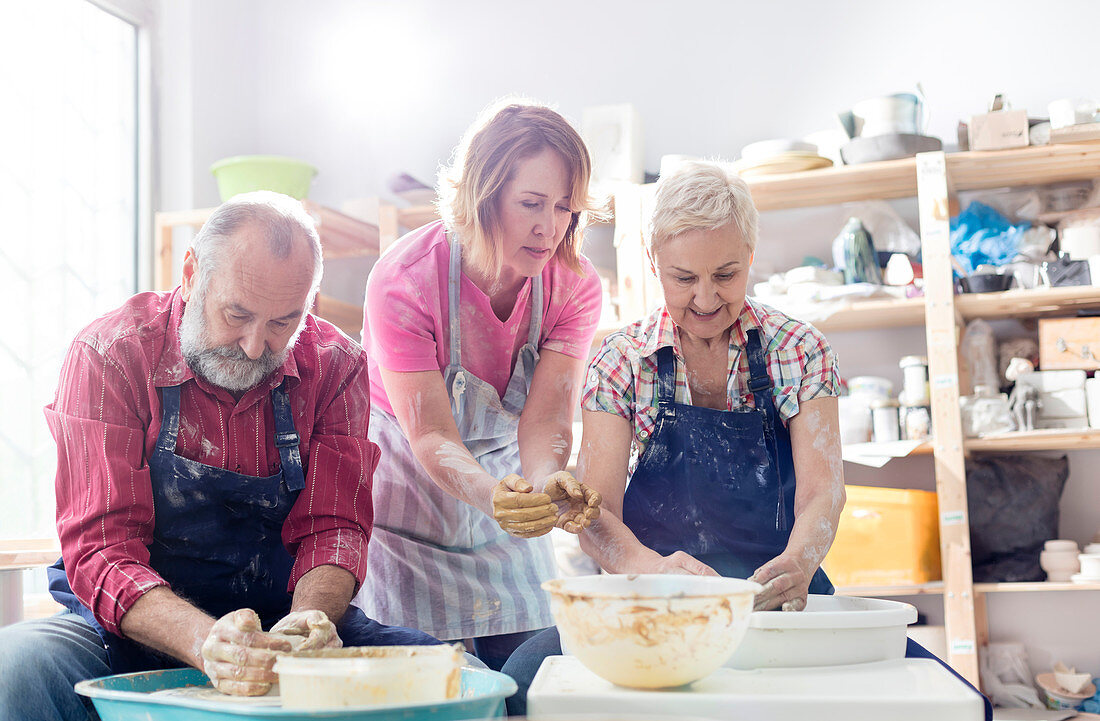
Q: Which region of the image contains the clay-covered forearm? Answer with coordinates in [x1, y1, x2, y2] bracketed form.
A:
[517, 416, 573, 488]
[579, 511, 660, 573]
[409, 429, 498, 515]
[119, 586, 215, 669]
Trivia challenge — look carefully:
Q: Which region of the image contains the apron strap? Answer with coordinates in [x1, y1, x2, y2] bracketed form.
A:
[745, 329, 773, 411]
[271, 381, 306, 492]
[655, 346, 677, 415]
[527, 273, 544, 347]
[746, 328, 787, 532]
[156, 385, 182, 453]
[447, 235, 463, 369]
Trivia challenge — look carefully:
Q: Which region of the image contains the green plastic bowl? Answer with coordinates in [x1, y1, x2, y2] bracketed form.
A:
[210, 155, 318, 201]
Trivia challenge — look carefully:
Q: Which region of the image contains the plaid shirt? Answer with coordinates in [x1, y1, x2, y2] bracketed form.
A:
[582, 297, 840, 467]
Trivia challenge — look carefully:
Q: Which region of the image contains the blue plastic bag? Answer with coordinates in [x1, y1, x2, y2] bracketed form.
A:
[950, 201, 1030, 275]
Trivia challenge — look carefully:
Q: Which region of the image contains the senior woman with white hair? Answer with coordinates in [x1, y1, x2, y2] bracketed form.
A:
[502, 161, 993, 719]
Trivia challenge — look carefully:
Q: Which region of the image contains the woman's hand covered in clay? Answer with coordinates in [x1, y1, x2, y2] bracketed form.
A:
[491, 474, 557, 538]
[750, 554, 814, 611]
[200, 608, 292, 696]
[652, 550, 719, 576]
[542, 471, 601, 533]
[269, 610, 341, 652]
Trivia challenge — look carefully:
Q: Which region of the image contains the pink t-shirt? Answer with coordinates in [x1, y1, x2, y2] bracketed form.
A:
[364, 221, 603, 415]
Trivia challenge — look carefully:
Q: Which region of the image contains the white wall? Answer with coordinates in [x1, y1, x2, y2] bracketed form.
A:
[163, 0, 1100, 682]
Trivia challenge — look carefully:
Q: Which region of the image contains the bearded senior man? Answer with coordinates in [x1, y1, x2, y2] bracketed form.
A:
[0, 192, 440, 721]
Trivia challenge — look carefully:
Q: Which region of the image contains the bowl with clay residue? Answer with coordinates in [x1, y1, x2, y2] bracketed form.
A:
[543, 574, 761, 688]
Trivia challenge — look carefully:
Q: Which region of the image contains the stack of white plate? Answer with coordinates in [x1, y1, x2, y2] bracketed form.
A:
[735, 139, 833, 177]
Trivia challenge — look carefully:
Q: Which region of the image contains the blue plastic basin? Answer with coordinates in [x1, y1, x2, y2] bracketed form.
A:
[76, 666, 515, 720]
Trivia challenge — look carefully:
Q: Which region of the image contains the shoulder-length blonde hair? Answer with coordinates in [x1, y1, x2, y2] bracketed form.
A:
[438, 100, 601, 278]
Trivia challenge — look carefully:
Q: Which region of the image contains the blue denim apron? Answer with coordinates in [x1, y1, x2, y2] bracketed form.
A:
[622, 329, 833, 592]
[49, 381, 437, 674]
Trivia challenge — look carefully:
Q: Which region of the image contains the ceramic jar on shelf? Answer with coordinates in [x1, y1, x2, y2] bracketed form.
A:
[1039, 540, 1081, 582]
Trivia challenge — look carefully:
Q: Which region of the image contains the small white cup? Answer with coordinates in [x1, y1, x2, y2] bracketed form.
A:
[1048, 98, 1099, 129]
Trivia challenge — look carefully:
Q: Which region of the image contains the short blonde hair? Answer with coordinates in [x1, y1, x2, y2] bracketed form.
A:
[438, 100, 601, 278]
[649, 160, 758, 254]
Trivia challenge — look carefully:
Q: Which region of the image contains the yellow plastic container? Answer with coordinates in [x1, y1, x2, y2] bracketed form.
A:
[823, 485, 942, 586]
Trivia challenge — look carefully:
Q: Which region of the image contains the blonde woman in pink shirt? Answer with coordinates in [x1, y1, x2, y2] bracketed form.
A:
[352, 102, 604, 670]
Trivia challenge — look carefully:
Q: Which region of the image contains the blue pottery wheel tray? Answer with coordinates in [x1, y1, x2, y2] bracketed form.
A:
[76, 667, 516, 721]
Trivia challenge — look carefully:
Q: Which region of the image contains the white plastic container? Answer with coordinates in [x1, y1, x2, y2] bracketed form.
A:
[273, 644, 464, 710]
[725, 594, 917, 669]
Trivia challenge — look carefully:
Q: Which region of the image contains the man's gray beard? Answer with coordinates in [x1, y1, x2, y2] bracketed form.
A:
[179, 286, 292, 393]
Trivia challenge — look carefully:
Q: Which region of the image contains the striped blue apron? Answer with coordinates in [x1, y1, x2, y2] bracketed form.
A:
[355, 236, 557, 640]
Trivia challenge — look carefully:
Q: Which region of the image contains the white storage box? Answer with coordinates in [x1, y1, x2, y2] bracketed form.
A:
[1036, 388, 1090, 418]
[1015, 370, 1087, 394]
[725, 594, 917, 669]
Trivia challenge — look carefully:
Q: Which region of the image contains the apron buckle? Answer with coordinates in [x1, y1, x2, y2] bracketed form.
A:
[274, 430, 300, 447]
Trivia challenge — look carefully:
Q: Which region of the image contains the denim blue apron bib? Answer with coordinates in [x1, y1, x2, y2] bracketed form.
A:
[622, 328, 833, 592]
[49, 381, 436, 674]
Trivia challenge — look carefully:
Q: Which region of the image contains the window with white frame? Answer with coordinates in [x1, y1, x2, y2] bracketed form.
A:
[0, 0, 138, 539]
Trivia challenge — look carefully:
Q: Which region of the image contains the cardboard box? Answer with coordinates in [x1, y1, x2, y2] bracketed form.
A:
[968, 109, 1029, 151]
[1038, 318, 1100, 370]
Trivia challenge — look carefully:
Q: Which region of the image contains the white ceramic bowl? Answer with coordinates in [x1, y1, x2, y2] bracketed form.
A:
[725, 594, 917, 669]
[1036, 672, 1095, 710]
[1044, 539, 1079, 553]
[273, 644, 464, 710]
[544, 574, 760, 689]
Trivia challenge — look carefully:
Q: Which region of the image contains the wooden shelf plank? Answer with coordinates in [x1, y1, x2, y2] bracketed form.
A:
[813, 296, 927, 333]
[746, 157, 917, 211]
[965, 428, 1100, 452]
[957, 285, 1100, 320]
[733, 144, 1100, 212]
[947, 144, 1100, 192]
[973, 581, 1100, 593]
[835, 582, 945, 597]
[837, 580, 1100, 595]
